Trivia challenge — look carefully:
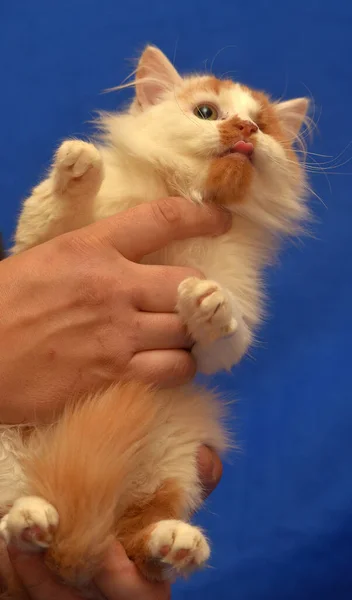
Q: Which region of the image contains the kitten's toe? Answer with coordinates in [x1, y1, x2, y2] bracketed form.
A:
[0, 496, 59, 552]
[177, 277, 236, 343]
[148, 519, 210, 576]
[55, 140, 102, 177]
[53, 140, 103, 195]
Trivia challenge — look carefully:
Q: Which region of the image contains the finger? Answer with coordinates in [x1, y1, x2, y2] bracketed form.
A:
[197, 446, 223, 500]
[135, 264, 203, 312]
[127, 349, 196, 387]
[7, 546, 81, 600]
[93, 197, 232, 261]
[95, 542, 170, 600]
[135, 313, 193, 352]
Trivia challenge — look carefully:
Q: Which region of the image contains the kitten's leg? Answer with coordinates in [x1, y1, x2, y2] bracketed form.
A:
[0, 496, 59, 552]
[177, 277, 252, 373]
[0, 495, 58, 599]
[118, 481, 210, 581]
[12, 140, 103, 254]
[137, 520, 210, 580]
[52, 140, 103, 200]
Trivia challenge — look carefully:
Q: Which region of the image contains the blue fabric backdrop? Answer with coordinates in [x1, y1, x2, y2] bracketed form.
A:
[1, 1, 351, 598]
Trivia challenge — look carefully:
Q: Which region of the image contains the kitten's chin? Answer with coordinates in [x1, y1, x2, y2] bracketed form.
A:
[220, 152, 253, 165]
[204, 154, 254, 206]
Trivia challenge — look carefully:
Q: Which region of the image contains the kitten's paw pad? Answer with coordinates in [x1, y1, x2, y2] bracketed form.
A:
[149, 520, 210, 574]
[0, 496, 59, 551]
[177, 277, 237, 343]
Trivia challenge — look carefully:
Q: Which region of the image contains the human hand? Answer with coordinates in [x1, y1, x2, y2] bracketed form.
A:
[6, 447, 222, 599]
[0, 197, 231, 423]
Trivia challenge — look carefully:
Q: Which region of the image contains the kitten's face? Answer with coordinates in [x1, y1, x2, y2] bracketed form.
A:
[113, 47, 309, 232]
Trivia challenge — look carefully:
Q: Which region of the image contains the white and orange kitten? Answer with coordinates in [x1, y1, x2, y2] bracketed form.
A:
[0, 46, 309, 597]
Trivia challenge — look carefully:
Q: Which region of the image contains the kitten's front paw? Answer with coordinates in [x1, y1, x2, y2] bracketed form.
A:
[0, 496, 59, 552]
[148, 520, 210, 576]
[177, 277, 238, 344]
[53, 140, 103, 195]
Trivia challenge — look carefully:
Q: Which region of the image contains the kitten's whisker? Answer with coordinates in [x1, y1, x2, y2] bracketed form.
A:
[209, 45, 238, 75]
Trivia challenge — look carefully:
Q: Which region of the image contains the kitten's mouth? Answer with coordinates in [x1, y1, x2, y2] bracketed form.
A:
[219, 141, 254, 160]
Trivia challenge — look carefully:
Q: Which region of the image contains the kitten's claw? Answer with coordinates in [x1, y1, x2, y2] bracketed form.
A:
[0, 496, 59, 552]
[177, 277, 237, 344]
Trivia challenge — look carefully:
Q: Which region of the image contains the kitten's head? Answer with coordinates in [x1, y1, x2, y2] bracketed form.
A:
[107, 46, 310, 233]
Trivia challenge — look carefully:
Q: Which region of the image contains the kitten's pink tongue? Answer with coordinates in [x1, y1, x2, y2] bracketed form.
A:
[233, 141, 254, 156]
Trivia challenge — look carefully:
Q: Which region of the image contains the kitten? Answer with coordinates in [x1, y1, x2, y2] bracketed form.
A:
[0, 46, 309, 596]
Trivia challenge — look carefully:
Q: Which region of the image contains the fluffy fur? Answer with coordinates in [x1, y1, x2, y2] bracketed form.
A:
[0, 45, 310, 596]
[0, 384, 228, 597]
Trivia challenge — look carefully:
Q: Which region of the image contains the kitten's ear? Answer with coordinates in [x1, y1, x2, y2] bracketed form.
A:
[275, 98, 309, 140]
[135, 46, 182, 109]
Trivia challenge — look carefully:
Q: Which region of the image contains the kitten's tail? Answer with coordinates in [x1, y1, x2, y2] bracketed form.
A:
[21, 382, 160, 585]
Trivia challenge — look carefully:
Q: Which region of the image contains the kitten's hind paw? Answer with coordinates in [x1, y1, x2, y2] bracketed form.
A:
[148, 520, 210, 577]
[0, 496, 59, 552]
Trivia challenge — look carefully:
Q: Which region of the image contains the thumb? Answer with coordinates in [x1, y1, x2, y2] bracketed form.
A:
[94, 541, 170, 600]
[91, 197, 232, 262]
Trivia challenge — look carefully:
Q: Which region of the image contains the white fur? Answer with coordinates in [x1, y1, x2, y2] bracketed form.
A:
[149, 519, 210, 574]
[0, 496, 59, 551]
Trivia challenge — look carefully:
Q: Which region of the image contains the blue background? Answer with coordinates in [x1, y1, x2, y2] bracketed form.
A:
[1, 1, 351, 598]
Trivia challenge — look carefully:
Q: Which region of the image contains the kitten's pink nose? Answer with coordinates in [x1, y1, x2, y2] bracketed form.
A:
[238, 121, 258, 138]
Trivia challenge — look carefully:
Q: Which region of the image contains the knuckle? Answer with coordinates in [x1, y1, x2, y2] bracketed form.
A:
[55, 230, 87, 254]
[53, 230, 95, 265]
[151, 197, 183, 228]
[172, 352, 196, 382]
[76, 270, 109, 308]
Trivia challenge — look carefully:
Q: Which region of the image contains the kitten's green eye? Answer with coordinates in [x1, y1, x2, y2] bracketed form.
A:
[193, 104, 218, 120]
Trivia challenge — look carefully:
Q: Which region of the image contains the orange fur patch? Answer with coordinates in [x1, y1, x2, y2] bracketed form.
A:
[116, 479, 184, 581]
[250, 90, 286, 142]
[249, 90, 302, 178]
[178, 76, 232, 102]
[205, 154, 253, 205]
[20, 382, 162, 585]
